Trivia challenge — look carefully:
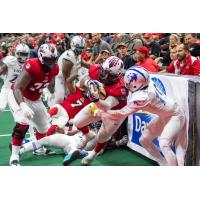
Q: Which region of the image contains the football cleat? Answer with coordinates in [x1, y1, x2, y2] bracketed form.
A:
[63, 150, 80, 166]
[79, 150, 89, 158]
[81, 151, 96, 166]
[10, 159, 20, 166]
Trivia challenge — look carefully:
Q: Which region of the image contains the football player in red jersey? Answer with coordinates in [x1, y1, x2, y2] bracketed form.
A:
[73, 56, 129, 165]
[8, 44, 59, 166]
[16, 74, 96, 166]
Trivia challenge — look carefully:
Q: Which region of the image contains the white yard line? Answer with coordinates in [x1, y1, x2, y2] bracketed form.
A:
[0, 134, 11, 137]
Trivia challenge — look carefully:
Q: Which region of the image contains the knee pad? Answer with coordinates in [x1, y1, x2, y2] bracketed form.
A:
[12, 123, 29, 140]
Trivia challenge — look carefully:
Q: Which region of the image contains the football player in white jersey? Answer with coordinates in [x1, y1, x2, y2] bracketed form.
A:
[17, 128, 96, 166]
[49, 35, 90, 106]
[0, 44, 30, 112]
[86, 66, 187, 166]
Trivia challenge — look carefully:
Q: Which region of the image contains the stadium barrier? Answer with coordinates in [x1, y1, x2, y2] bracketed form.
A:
[127, 73, 199, 166]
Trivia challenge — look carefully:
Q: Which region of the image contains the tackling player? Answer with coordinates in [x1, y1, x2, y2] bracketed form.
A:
[93, 66, 187, 166]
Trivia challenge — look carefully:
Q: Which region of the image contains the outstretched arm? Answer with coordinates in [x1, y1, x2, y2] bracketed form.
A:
[96, 103, 140, 120]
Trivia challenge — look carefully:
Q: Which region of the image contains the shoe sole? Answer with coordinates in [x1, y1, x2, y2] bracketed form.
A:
[63, 150, 80, 166]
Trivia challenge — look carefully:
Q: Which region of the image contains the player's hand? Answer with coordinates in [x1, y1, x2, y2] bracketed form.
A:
[20, 102, 34, 120]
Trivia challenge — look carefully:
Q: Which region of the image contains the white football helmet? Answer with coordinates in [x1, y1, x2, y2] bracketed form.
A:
[38, 44, 58, 68]
[124, 66, 149, 92]
[99, 56, 124, 85]
[15, 44, 30, 63]
[70, 35, 85, 55]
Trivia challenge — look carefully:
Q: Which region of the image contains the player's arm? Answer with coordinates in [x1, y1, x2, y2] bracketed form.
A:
[95, 96, 119, 111]
[13, 70, 34, 119]
[47, 77, 55, 94]
[62, 58, 73, 85]
[66, 73, 78, 94]
[13, 70, 32, 104]
[88, 96, 119, 117]
[96, 103, 139, 120]
[0, 61, 8, 76]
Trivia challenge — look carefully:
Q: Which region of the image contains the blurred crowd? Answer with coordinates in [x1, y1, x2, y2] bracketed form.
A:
[1, 33, 200, 75]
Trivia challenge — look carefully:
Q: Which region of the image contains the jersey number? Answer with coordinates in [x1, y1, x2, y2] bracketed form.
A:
[29, 82, 49, 93]
[71, 100, 83, 108]
[9, 74, 18, 83]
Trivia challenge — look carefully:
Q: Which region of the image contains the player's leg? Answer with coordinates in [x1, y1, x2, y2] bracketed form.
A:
[139, 117, 167, 165]
[159, 113, 186, 166]
[175, 121, 187, 166]
[82, 118, 125, 165]
[73, 103, 101, 148]
[29, 100, 56, 155]
[46, 104, 69, 136]
[20, 133, 72, 154]
[52, 76, 66, 105]
[20, 136, 50, 154]
[30, 100, 50, 139]
[8, 90, 30, 166]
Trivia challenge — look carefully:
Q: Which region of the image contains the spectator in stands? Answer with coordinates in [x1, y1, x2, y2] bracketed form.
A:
[143, 33, 161, 59]
[155, 34, 180, 69]
[184, 33, 200, 47]
[93, 49, 111, 64]
[1, 42, 8, 57]
[56, 39, 65, 56]
[129, 33, 144, 50]
[166, 44, 200, 75]
[0, 48, 3, 59]
[38, 34, 46, 47]
[161, 47, 178, 73]
[102, 33, 112, 43]
[169, 34, 181, 50]
[90, 33, 114, 64]
[135, 46, 159, 72]
[117, 42, 136, 69]
[189, 43, 200, 59]
[83, 33, 93, 49]
[82, 47, 93, 62]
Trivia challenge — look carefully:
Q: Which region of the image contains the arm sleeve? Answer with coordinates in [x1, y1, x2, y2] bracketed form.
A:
[98, 103, 139, 120]
[96, 96, 119, 111]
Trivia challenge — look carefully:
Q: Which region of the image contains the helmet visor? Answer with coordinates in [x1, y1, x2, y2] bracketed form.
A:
[75, 46, 85, 54]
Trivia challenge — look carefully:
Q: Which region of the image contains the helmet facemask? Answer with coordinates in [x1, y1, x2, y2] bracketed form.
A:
[70, 36, 85, 55]
[124, 66, 149, 93]
[15, 44, 30, 64]
[74, 45, 85, 55]
[99, 67, 121, 85]
[42, 56, 58, 68]
[16, 52, 30, 63]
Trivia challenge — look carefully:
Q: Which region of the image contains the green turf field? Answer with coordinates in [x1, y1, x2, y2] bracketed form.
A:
[0, 81, 157, 166]
[0, 109, 157, 166]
